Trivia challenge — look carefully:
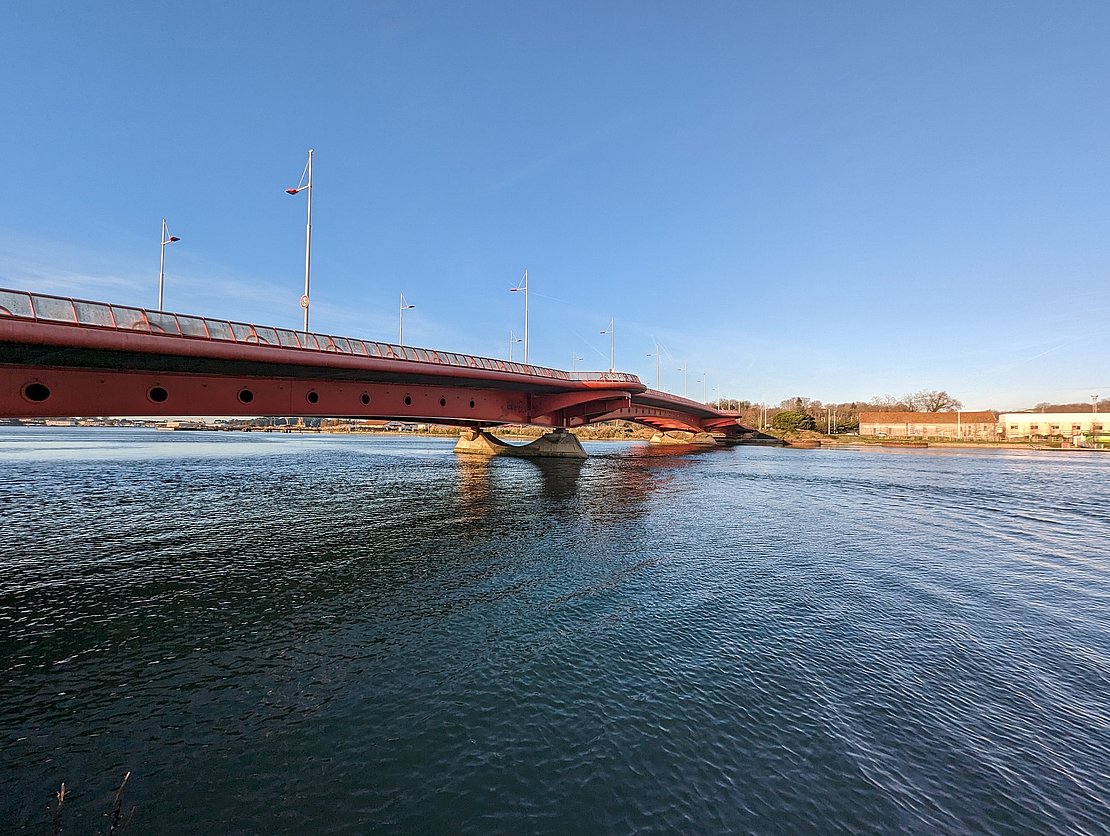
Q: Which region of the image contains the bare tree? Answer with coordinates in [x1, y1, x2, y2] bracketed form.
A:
[905, 390, 962, 412]
[780, 396, 811, 411]
[866, 395, 909, 412]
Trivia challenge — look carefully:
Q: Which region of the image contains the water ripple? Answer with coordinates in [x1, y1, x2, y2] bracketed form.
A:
[0, 431, 1108, 834]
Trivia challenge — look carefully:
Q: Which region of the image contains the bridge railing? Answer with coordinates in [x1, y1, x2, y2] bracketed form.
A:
[568, 371, 648, 383]
[0, 287, 643, 386]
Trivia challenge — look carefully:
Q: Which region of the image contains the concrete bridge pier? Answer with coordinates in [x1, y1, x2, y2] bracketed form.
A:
[454, 427, 587, 459]
[649, 431, 718, 446]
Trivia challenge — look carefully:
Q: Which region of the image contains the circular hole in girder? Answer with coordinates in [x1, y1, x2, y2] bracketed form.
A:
[469, 400, 475, 408]
[238, 388, 254, 404]
[404, 395, 412, 406]
[148, 386, 169, 403]
[439, 397, 447, 407]
[307, 390, 320, 404]
[23, 382, 50, 402]
[361, 393, 371, 405]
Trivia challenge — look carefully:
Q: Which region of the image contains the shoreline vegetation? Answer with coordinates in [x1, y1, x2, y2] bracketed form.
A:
[766, 428, 1108, 451]
[3, 421, 1104, 451]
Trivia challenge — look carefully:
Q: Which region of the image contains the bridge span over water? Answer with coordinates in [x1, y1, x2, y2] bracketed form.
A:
[0, 288, 766, 455]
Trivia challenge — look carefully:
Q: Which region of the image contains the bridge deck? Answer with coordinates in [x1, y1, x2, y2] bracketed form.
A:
[0, 287, 756, 439]
[0, 288, 640, 394]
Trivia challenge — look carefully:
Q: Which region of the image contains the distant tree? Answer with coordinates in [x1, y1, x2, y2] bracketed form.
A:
[905, 390, 962, 412]
[771, 409, 816, 432]
[780, 396, 812, 411]
[867, 395, 908, 412]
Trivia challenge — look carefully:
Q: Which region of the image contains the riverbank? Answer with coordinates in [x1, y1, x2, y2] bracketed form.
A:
[769, 430, 1108, 451]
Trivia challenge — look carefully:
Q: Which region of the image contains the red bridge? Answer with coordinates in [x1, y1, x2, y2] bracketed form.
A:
[0, 288, 764, 454]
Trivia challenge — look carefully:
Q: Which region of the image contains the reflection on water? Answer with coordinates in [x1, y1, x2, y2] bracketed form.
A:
[1, 429, 1108, 835]
[532, 457, 585, 502]
[455, 456, 494, 525]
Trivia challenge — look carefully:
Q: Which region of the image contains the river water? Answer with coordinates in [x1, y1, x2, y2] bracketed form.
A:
[0, 428, 1107, 834]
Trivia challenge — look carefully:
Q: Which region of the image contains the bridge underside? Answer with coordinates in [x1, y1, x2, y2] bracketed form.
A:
[586, 406, 758, 440]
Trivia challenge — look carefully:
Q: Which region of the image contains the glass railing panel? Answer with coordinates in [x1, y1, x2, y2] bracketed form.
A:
[333, 337, 352, 354]
[0, 290, 34, 318]
[31, 295, 78, 322]
[253, 327, 278, 345]
[349, 339, 369, 356]
[73, 301, 115, 327]
[276, 329, 302, 348]
[111, 306, 151, 331]
[146, 312, 182, 335]
[176, 315, 210, 337]
[229, 322, 254, 342]
[205, 320, 234, 341]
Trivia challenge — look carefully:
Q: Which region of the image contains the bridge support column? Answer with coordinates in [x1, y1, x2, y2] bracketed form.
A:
[649, 431, 718, 446]
[454, 427, 587, 459]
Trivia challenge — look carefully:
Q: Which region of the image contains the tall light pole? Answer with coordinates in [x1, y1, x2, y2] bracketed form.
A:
[509, 269, 529, 364]
[646, 343, 661, 389]
[286, 148, 313, 334]
[698, 373, 707, 403]
[398, 292, 415, 345]
[677, 363, 688, 397]
[1093, 394, 1100, 413]
[600, 319, 615, 372]
[157, 218, 180, 311]
[509, 329, 523, 362]
[572, 352, 582, 372]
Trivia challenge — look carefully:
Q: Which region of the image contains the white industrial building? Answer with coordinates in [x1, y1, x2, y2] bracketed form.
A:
[999, 413, 1106, 441]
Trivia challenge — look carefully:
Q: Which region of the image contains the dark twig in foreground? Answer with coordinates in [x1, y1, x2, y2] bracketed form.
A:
[107, 771, 133, 835]
[51, 782, 66, 835]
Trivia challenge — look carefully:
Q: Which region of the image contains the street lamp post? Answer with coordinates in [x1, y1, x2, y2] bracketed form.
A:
[600, 319, 615, 372]
[509, 269, 529, 364]
[509, 329, 523, 362]
[1092, 394, 1100, 413]
[158, 218, 180, 311]
[677, 363, 688, 397]
[699, 373, 707, 403]
[398, 292, 415, 345]
[572, 352, 582, 372]
[646, 343, 661, 389]
[286, 148, 313, 334]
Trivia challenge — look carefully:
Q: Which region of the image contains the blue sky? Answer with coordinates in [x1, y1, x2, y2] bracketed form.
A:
[3, 2, 1108, 410]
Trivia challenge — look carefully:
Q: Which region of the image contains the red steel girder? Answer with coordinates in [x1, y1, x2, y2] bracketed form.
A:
[0, 366, 535, 424]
